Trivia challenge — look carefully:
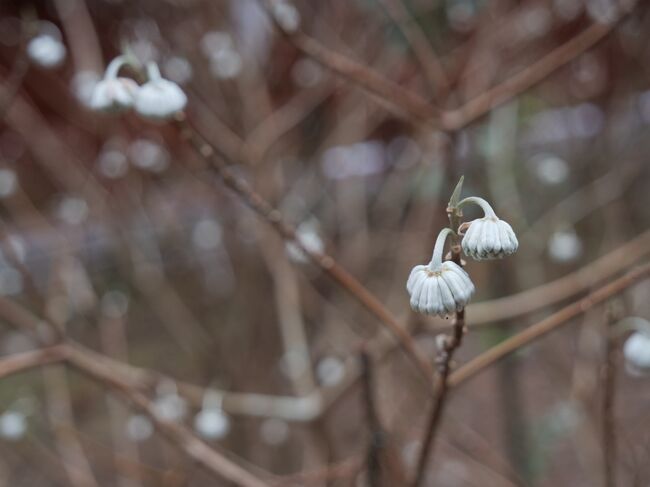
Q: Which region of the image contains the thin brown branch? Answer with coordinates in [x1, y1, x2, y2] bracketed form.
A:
[376, 0, 449, 95]
[270, 3, 631, 131]
[177, 116, 435, 385]
[0, 345, 68, 379]
[412, 214, 465, 487]
[602, 306, 620, 487]
[440, 12, 627, 130]
[286, 30, 437, 125]
[449, 263, 650, 387]
[64, 345, 274, 487]
[361, 350, 383, 487]
[466, 229, 650, 325]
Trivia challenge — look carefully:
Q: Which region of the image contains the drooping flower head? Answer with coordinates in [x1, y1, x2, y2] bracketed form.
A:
[406, 228, 475, 317]
[90, 56, 139, 113]
[458, 197, 518, 261]
[134, 62, 187, 120]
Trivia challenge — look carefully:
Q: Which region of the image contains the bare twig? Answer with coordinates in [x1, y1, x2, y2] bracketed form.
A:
[64, 345, 274, 487]
[465, 229, 650, 326]
[449, 263, 650, 387]
[361, 350, 383, 487]
[0, 345, 68, 379]
[376, 0, 449, 95]
[269, 4, 631, 131]
[177, 116, 435, 384]
[412, 209, 465, 487]
[602, 306, 620, 487]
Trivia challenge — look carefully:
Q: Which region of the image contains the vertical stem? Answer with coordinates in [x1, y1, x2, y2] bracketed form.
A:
[361, 351, 383, 487]
[602, 308, 618, 487]
[411, 206, 466, 487]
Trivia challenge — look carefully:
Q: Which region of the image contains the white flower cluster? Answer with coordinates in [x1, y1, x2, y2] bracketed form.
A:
[406, 183, 518, 317]
[90, 56, 186, 120]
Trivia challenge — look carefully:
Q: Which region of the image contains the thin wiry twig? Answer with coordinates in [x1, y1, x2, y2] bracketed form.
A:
[449, 263, 650, 387]
[176, 115, 435, 385]
[267, 2, 632, 130]
[376, 0, 449, 95]
[412, 209, 465, 487]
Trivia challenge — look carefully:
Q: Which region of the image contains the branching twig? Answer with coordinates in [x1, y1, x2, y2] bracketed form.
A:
[177, 116, 434, 384]
[449, 263, 650, 387]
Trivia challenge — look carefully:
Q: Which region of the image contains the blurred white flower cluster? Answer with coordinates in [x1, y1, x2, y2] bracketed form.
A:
[89, 56, 186, 120]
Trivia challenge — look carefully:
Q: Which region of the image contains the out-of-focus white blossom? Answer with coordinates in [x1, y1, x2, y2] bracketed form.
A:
[531, 153, 569, 185]
[27, 34, 66, 68]
[71, 70, 101, 107]
[195, 408, 230, 440]
[285, 221, 324, 263]
[97, 149, 129, 179]
[134, 62, 187, 120]
[459, 197, 518, 260]
[163, 56, 193, 84]
[272, 1, 301, 32]
[548, 228, 582, 263]
[0, 411, 27, 440]
[407, 228, 475, 316]
[0, 168, 17, 197]
[316, 356, 345, 387]
[90, 57, 138, 113]
[624, 331, 650, 376]
[192, 219, 223, 250]
[210, 48, 243, 79]
[100, 290, 129, 319]
[321, 141, 385, 179]
[57, 196, 88, 225]
[126, 414, 153, 441]
[291, 58, 322, 87]
[153, 382, 187, 422]
[128, 138, 169, 172]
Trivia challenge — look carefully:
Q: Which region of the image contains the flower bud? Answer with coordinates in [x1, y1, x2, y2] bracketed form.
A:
[90, 56, 138, 112]
[134, 62, 187, 120]
[459, 197, 518, 260]
[406, 228, 474, 317]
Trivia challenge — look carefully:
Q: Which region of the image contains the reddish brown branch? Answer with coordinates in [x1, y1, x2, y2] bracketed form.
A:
[178, 117, 435, 385]
[450, 263, 650, 387]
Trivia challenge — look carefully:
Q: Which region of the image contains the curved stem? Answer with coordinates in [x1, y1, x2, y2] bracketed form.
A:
[457, 196, 497, 218]
[610, 317, 650, 338]
[105, 55, 129, 79]
[428, 228, 454, 271]
[146, 61, 162, 82]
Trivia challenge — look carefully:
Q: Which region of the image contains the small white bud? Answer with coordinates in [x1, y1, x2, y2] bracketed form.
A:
[90, 56, 138, 113]
[134, 62, 187, 120]
[194, 408, 230, 439]
[27, 35, 66, 68]
[623, 331, 650, 376]
[90, 78, 138, 112]
[286, 221, 324, 263]
[459, 197, 518, 261]
[407, 229, 475, 317]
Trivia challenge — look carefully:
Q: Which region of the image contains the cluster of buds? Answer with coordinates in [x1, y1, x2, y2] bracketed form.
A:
[406, 178, 519, 317]
[90, 55, 187, 120]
